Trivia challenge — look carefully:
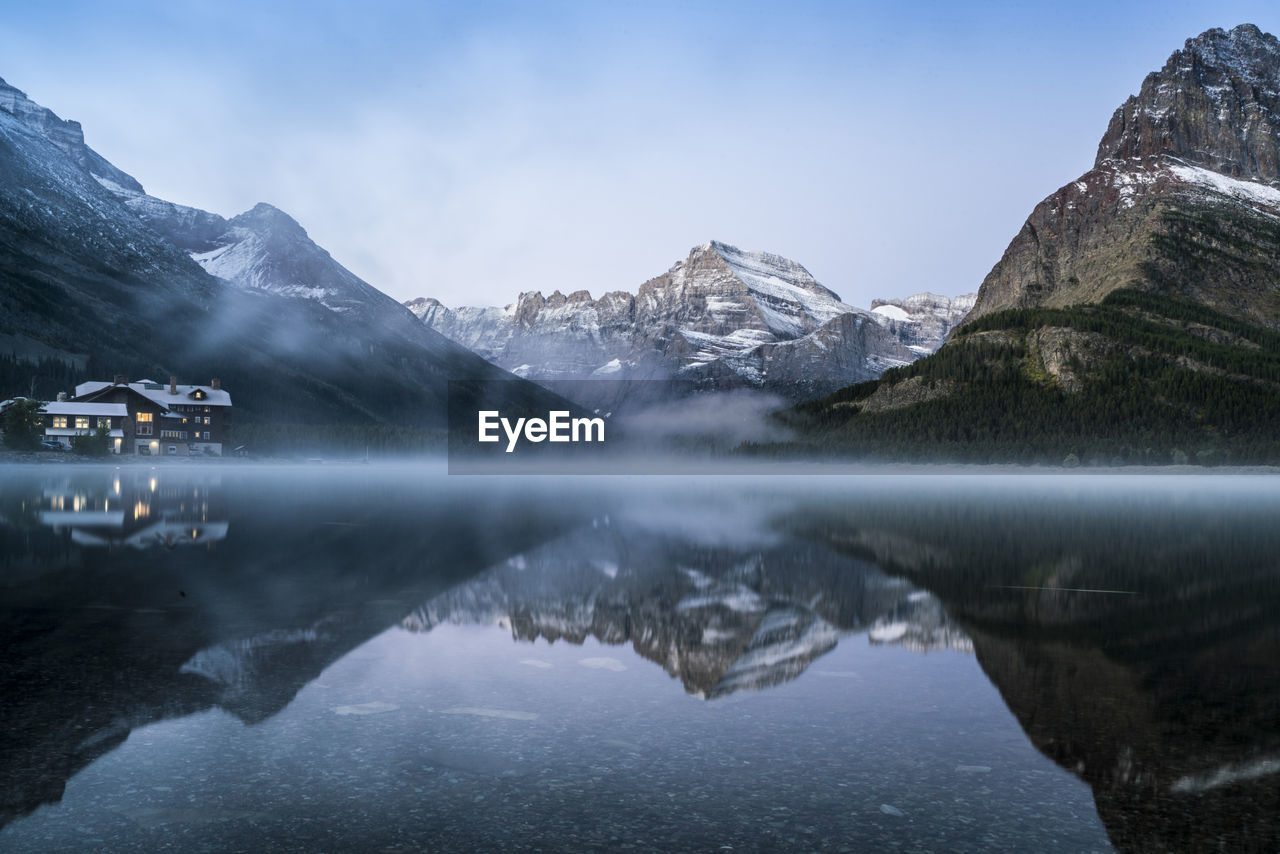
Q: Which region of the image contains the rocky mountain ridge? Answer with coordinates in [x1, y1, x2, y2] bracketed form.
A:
[0, 75, 558, 431]
[0, 78, 142, 195]
[787, 24, 1280, 464]
[118, 191, 410, 321]
[965, 23, 1280, 328]
[1097, 23, 1280, 182]
[410, 242, 974, 402]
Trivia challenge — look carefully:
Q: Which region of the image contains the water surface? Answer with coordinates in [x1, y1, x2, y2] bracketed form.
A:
[1, 466, 1277, 852]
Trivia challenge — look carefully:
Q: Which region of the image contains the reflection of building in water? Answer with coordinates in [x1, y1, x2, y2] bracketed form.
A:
[401, 522, 971, 699]
[37, 471, 228, 548]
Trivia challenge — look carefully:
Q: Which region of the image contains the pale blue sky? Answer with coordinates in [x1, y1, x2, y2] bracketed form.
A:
[4, 1, 1279, 308]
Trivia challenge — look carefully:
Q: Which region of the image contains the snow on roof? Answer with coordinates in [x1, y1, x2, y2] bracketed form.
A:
[74, 380, 232, 409]
[136, 383, 232, 408]
[43, 402, 129, 417]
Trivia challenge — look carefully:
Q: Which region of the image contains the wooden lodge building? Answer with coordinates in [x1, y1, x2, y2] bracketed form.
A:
[43, 376, 232, 456]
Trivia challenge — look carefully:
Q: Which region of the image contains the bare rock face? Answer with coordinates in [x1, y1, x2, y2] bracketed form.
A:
[857, 375, 954, 414]
[964, 24, 1280, 330]
[410, 242, 972, 402]
[1097, 24, 1280, 182]
[711, 312, 923, 401]
[1027, 327, 1117, 393]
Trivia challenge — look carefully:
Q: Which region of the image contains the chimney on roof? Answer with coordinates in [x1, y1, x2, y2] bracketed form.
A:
[56, 392, 67, 402]
[169, 376, 178, 394]
[113, 374, 126, 385]
[211, 377, 221, 390]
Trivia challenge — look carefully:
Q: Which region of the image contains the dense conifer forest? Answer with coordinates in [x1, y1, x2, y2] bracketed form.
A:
[766, 290, 1280, 465]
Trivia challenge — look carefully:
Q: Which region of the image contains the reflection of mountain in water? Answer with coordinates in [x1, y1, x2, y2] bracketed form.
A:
[0, 475, 974, 832]
[788, 486, 1280, 854]
[402, 520, 969, 699]
[0, 470, 581, 831]
[868, 591, 973, 654]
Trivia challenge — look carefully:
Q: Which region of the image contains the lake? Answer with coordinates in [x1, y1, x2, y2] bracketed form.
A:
[1, 465, 1277, 852]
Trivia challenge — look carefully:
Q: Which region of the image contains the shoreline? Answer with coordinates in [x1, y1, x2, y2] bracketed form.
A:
[2, 450, 1280, 476]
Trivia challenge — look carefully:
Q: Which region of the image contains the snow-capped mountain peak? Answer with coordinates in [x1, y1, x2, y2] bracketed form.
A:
[666, 240, 859, 339]
[409, 241, 970, 401]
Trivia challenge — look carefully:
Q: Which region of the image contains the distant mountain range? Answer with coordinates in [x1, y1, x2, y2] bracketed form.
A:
[788, 24, 1280, 464]
[408, 242, 974, 402]
[0, 76, 560, 438]
[0, 67, 978, 436]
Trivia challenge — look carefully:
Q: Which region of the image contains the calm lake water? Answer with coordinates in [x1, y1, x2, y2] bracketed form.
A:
[1, 465, 1277, 853]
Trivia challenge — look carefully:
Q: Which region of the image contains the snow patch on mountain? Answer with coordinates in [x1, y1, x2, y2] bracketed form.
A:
[1168, 162, 1280, 211]
[706, 241, 856, 336]
[870, 292, 977, 353]
[187, 231, 341, 305]
[873, 304, 911, 322]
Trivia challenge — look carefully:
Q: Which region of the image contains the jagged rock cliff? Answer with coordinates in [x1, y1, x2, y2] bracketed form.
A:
[0, 77, 142, 194]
